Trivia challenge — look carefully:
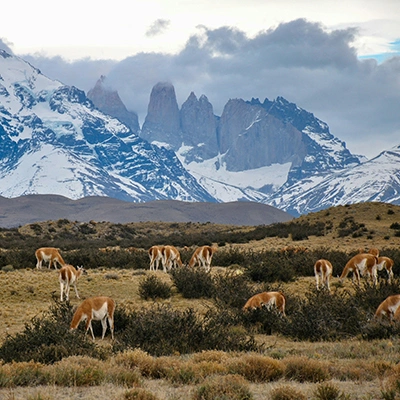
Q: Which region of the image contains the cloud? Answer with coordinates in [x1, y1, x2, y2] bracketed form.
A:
[145, 19, 171, 37]
[20, 19, 400, 159]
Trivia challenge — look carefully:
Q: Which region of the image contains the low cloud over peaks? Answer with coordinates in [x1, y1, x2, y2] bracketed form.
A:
[14, 19, 400, 159]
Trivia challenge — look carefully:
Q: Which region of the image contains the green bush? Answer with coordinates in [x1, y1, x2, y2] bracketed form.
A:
[281, 289, 367, 341]
[0, 299, 104, 364]
[245, 251, 296, 283]
[212, 270, 254, 308]
[170, 266, 214, 298]
[114, 304, 259, 356]
[138, 274, 172, 300]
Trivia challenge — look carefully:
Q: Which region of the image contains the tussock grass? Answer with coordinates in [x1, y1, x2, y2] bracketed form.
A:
[270, 385, 307, 400]
[228, 353, 285, 382]
[193, 374, 253, 400]
[2, 204, 400, 398]
[283, 356, 330, 383]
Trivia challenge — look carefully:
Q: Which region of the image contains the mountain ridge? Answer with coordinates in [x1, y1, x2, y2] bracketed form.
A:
[1, 50, 400, 217]
[0, 194, 293, 228]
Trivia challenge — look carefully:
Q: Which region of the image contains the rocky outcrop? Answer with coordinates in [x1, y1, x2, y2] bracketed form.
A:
[218, 99, 306, 171]
[180, 92, 219, 162]
[87, 76, 139, 134]
[140, 82, 182, 149]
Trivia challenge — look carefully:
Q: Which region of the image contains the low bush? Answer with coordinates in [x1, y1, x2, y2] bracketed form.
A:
[212, 270, 254, 308]
[281, 289, 367, 341]
[114, 304, 260, 356]
[0, 299, 104, 364]
[138, 274, 172, 300]
[170, 266, 214, 298]
[241, 306, 286, 335]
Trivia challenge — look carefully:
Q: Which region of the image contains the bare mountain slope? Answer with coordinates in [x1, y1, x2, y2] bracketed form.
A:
[0, 195, 293, 228]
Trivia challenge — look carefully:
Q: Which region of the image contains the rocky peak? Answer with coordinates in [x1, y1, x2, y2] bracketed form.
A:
[219, 99, 306, 172]
[87, 76, 139, 134]
[180, 92, 219, 162]
[140, 82, 182, 149]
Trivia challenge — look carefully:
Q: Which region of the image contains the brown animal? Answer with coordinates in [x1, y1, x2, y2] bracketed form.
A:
[368, 248, 380, 257]
[339, 253, 378, 285]
[70, 296, 115, 340]
[148, 245, 165, 271]
[374, 294, 400, 323]
[35, 247, 66, 269]
[243, 291, 286, 316]
[59, 265, 87, 301]
[314, 259, 333, 291]
[376, 256, 395, 283]
[162, 245, 183, 272]
[188, 246, 217, 272]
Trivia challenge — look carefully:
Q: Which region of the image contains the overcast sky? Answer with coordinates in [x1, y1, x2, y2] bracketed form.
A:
[1, 0, 400, 159]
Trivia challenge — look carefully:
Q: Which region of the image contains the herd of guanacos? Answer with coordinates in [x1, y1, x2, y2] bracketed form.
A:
[32, 245, 398, 341]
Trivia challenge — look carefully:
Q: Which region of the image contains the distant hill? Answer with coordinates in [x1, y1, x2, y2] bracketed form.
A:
[0, 195, 293, 228]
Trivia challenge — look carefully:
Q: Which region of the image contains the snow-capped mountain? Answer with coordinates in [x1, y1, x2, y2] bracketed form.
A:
[135, 81, 366, 210]
[1, 50, 399, 218]
[0, 50, 215, 203]
[268, 147, 400, 216]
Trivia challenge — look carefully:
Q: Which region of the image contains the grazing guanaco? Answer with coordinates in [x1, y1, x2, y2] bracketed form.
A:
[374, 294, 400, 323]
[376, 256, 395, 283]
[35, 247, 66, 269]
[188, 245, 217, 272]
[70, 296, 115, 340]
[314, 259, 333, 291]
[243, 291, 286, 316]
[339, 253, 378, 285]
[148, 245, 165, 271]
[162, 245, 183, 272]
[59, 265, 87, 301]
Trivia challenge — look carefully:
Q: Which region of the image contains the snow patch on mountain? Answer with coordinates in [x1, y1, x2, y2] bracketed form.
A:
[176, 144, 291, 202]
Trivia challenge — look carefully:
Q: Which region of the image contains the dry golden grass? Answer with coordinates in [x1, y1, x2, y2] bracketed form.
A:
[2, 202, 400, 399]
[1, 266, 400, 399]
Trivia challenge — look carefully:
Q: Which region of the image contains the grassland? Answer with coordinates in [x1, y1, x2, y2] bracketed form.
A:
[1, 202, 400, 399]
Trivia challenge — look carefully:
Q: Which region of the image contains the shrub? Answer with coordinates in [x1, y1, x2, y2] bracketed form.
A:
[212, 247, 247, 266]
[114, 304, 260, 356]
[192, 374, 253, 400]
[170, 266, 214, 298]
[138, 274, 172, 300]
[0, 299, 103, 364]
[270, 385, 307, 400]
[241, 305, 286, 335]
[245, 251, 296, 283]
[281, 289, 367, 341]
[212, 270, 254, 308]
